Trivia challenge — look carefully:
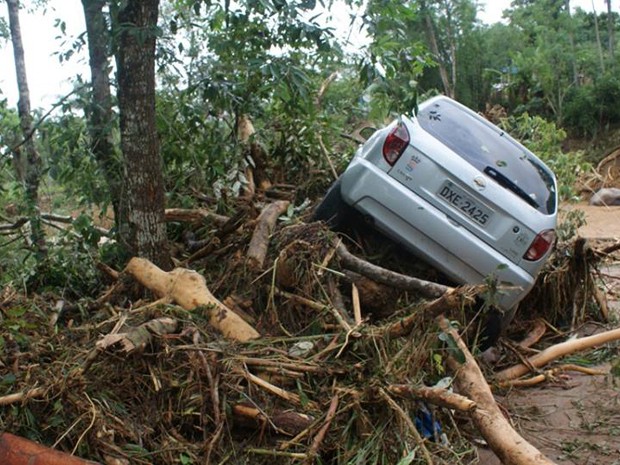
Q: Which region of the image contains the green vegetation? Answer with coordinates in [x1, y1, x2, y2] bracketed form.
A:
[0, 2, 618, 464]
[0, 0, 613, 314]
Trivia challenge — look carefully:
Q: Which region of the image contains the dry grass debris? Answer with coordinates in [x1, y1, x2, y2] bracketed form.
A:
[0, 209, 617, 465]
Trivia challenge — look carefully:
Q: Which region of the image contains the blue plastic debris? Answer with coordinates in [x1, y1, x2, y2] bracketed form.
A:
[414, 403, 442, 440]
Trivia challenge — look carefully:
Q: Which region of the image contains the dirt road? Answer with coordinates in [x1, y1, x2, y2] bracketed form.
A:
[568, 203, 620, 240]
[477, 203, 620, 465]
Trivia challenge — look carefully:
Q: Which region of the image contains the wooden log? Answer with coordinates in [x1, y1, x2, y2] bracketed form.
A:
[387, 385, 476, 412]
[335, 242, 451, 298]
[495, 327, 620, 382]
[124, 257, 259, 341]
[600, 240, 620, 255]
[247, 200, 290, 269]
[0, 387, 46, 406]
[232, 403, 314, 436]
[244, 370, 319, 410]
[497, 364, 608, 389]
[0, 432, 101, 465]
[438, 317, 556, 465]
[305, 395, 339, 464]
[164, 208, 229, 226]
[273, 287, 353, 332]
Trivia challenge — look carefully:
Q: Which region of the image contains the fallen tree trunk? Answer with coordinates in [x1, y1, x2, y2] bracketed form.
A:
[247, 200, 290, 269]
[335, 242, 451, 298]
[495, 327, 620, 382]
[438, 317, 556, 465]
[124, 257, 259, 341]
[0, 432, 101, 465]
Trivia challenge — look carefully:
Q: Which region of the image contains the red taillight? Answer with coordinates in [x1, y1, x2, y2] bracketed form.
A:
[524, 229, 556, 261]
[382, 123, 410, 165]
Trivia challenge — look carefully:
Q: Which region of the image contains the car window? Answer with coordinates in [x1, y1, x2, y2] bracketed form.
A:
[416, 98, 556, 215]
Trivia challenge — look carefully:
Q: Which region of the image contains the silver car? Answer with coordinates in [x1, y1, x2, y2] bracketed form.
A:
[315, 95, 557, 328]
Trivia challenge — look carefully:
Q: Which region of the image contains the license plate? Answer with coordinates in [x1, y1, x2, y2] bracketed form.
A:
[437, 181, 493, 226]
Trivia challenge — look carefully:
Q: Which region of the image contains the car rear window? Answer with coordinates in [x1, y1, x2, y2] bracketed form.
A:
[416, 98, 556, 215]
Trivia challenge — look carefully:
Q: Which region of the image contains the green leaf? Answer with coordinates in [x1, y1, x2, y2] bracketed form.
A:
[296, 379, 310, 407]
[6, 306, 26, 318]
[1, 373, 16, 386]
[395, 449, 417, 465]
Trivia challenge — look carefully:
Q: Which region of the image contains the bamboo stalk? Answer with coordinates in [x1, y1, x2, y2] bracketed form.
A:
[0, 387, 46, 406]
[245, 370, 318, 410]
[495, 327, 620, 382]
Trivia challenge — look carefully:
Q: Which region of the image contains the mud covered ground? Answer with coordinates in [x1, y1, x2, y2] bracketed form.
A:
[478, 203, 620, 465]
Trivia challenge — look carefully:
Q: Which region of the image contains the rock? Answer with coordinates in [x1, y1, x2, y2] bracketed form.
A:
[589, 187, 620, 206]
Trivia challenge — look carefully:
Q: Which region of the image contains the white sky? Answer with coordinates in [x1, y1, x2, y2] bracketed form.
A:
[0, 1, 87, 109]
[0, 0, 612, 110]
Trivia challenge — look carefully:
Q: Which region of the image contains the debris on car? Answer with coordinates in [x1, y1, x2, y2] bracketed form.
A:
[314, 95, 558, 335]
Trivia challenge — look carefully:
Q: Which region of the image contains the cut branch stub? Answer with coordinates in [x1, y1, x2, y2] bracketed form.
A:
[247, 200, 290, 270]
[232, 403, 314, 436]
[125, 257, 260, 341]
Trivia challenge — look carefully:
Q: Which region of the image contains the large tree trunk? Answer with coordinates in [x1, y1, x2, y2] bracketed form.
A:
[564, 0, 579, 85]
[592, 1, 605, 74]
[440, 0, 458, 97]
[6, 0, 46, 259]
[607, 0, 614, 59]
[421, 0, 453, 98]
[81, 0, 125, 231]
[115, 0, 172, 270]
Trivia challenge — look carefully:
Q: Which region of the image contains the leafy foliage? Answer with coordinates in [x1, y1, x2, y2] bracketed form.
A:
[152, 0, 354, 199]
[0, 219, 105, 297]
[360, 1, 431, 118]
[41, 112, 115, 207]
[0, 101, 21, 175]
[564, 73, 620, 137]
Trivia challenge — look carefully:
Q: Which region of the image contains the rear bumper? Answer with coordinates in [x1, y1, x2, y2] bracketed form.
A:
[340, 159, 535, 311]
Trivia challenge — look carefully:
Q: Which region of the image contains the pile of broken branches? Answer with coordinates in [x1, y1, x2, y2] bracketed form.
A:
[0, 200, 618, 465]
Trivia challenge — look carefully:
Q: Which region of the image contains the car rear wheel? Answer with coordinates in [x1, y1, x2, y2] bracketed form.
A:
[313, 177, 354, 229]
[479, 305, 518, 349]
